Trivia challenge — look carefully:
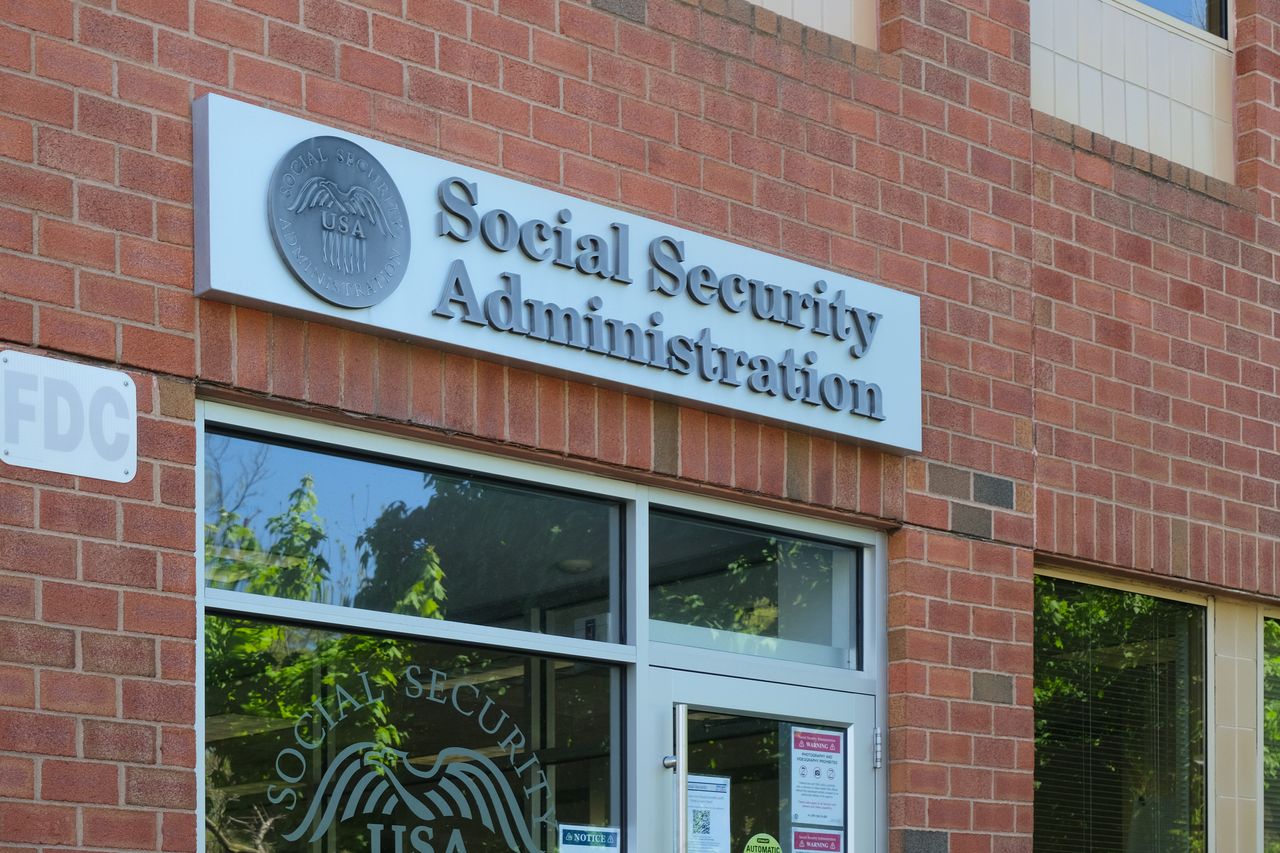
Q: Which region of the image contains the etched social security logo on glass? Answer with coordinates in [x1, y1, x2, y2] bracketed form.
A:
[268, 136, 411, 308]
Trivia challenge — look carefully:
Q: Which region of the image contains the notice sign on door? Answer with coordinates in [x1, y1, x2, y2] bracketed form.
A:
[790, 728, 844, 827]
[558, 824, 620, 853]
[793, 829, 844, 852]
[687, 774, 731, 853]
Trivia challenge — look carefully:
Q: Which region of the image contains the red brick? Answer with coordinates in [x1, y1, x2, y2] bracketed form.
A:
[80, 185, 154, 236]
[159, 639, 195, 681]
[195, 0, 264, 52]
[160, 724, 196, 767]
[340, 43, 403, 95]
[84, 720, 156, 762]
[233, 54, 304, 106]
[0, 756, 33, 799]
[472, 9, 531, 59]
[372, 14, 435, 65]
[41, 670, 117, 716]
[158, 30, 229, 85]
[83, 808, 157, 849]
[440, 117, 499, 165]
[124, 592, 196, 638]
[122, 680, 194, 723]
[163, 810, 197, 853]
[504, 135, 560, 182]
[126, 767, 195, 809]
[121, 502, 193, 551]
[80, 6, 154, 63]
[235, 0, 300, 21]
[119, 236, 193, 289]
[0, 0, 73, 37]
[79, 93, 153, 149]
[43, 581, 119, 629]
[0, 709, 77, 756]
[0, 803, 76, 846]
[119, 0, 189, 28]
[41, 760, 118, 804]
[36, 308, 115, 361]
[40, 490, 116, 538]
[119, 64, 192, 116]
[406, 0, 467, 35]
[0, 664, 34, 709]
[39, 219, 116, 270]
[407, 67, 469, 115]
[35, 128, 111, 183]
[533, 30, 588, 77]
[307, 75, 373, 124]
[305, 0, 370, 43]
[35, 39, 111, 93]
[0, 161, 71, 216]
[119, 150, 192, 204]
[0, 529, 77, 578]
[268, 22, 335, 75]
[0, 575, 34, 619]
[0, 115, 30, 163]
[84, 633, 156, 677]
[0, 23, 29, 72]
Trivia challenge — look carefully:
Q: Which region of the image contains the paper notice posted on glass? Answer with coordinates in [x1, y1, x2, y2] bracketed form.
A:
[687, 774, 731, 853]
[793, 828, 844, 852]
[790, 727, 845, 826]
[558, 825, 621, 853]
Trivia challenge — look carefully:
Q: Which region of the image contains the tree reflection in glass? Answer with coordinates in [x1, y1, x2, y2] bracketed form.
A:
[1263, 618, 1280, 852]
[1034, 576, 1206, 853]
[204, 430, 620, 640]
[204, 616, 618, 853]
[649, 511, 857, 668]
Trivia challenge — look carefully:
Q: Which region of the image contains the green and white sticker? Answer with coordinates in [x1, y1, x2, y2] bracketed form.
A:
[743, 833, 781, 853]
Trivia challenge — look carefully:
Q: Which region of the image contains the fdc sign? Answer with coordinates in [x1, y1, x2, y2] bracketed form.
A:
[1, 351, 137, 483]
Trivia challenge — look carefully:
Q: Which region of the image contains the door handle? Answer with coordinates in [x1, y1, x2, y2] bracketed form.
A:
[672, 703, 688, 853]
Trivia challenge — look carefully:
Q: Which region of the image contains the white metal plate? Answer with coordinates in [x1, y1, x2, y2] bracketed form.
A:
[1, 350, 137, 482]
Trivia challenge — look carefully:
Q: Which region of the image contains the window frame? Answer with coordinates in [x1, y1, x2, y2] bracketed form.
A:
[196, 399, 889, 853]
[1104, 0, 1232, 49]
[1257, 607, 1280, 853]
[1033, 565, 1217, 853]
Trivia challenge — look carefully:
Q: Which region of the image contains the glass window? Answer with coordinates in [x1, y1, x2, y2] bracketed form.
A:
[1264, 618, 1280, 849]
[205, 614, 620, 852]
[1139, 0, 1227, 37]
[649, 510, 859, 668]
[685, 712, 845, 848]
[204, 429, 621, 641]
[1033, 575, 1207, 853]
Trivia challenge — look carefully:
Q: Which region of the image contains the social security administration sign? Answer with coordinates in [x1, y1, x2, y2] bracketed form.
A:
[194, 95, 921, 452]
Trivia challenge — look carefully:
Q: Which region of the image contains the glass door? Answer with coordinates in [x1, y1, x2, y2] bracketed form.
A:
[642, 668, 877, 853]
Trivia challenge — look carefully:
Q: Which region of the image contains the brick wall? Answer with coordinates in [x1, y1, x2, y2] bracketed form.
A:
[0, 0, 1278, 851]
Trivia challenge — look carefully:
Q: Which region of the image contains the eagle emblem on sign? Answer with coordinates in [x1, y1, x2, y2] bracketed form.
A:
[287, 177, 395, 275]
[282, 742, 542, 852]
[268, 136, 411, 309]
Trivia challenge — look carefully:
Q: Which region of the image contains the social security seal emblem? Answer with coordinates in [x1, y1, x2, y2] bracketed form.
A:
[268, 136, 410, 308]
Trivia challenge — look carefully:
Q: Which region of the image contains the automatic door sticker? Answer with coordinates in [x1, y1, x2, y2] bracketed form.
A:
[742, 833, 780, 853]
[790, 728, 844, 827]
[687, 774, 731, 853]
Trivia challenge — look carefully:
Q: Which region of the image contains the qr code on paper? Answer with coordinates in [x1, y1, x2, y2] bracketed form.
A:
[692, 809, 711, 835]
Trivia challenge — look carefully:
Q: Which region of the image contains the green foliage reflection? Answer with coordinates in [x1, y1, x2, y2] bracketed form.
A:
[1034, 576, 1206, 853]
[1263, 619, 1280, 851]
